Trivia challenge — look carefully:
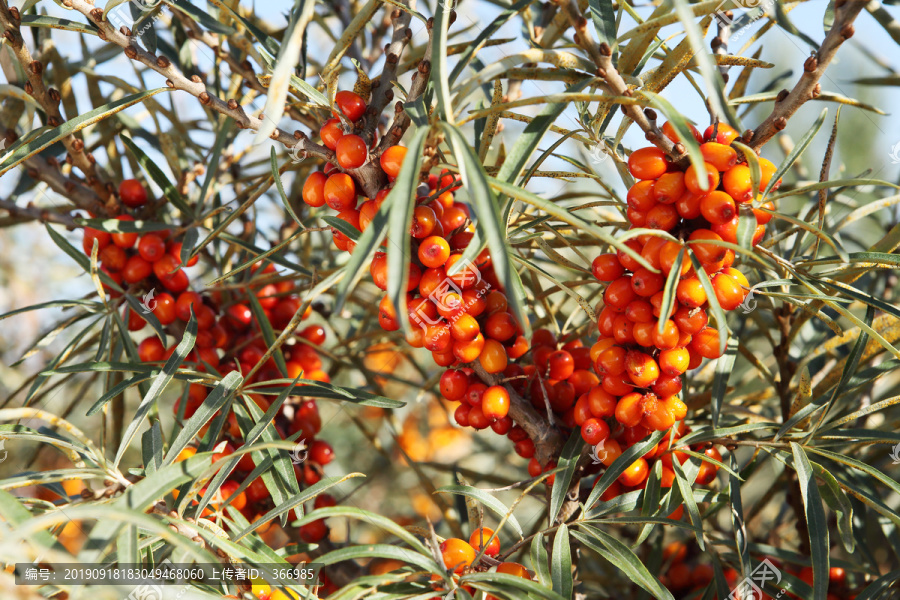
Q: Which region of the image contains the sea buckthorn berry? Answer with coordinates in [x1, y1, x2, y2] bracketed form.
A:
[469, 528, 500, 557]
[358, 199, 378, 231]
[591, 253, 624, 281]
[378, 295, 400, 331]
[119, 179, 149, 211]
[123, 255, 153, 283]
[323, 173, 357, 211]
[479, 339, 508, 374]
[334, 90, 366, 122]
[653, 172, 686, 204]
[482, 385, 510, 421]
[440, 369, 468, 401]
[653, 374, 682, 397]
[665, 395, 687, 421]
[625, 350, 660, 387]
[335, 134, 367, 169]
[100, 244, 127, 271]
[688, 229, 727, 264]
[659, 347, 690, 376]
[653, 319, 680, 350]
[594, 437, 622, 467]
[83, 227, 111, 255]
[674, 306, 708, 334]
[410, 205, 436, 238]
[418, 235, 451, 268]
[695, 446, 722, 485]
[597, 306, 617, 337]
[450, 313, 480, 342]
[712, 271, 745, 310]
[111, 215, 138, 248]
[370, 252, 388, 290]
[646, 203, 679, 231]
[659, 241, 690, 276]
[302, 172, 327, 207]
[662, 121, 702, 144]
[320, 118, 344, 150]
[595, 344, 626, 376]
[700, 142, 737, 172]
[587, 386, 616, 417]
[758, 157, 779, 190]
[627, 207, 648, 227]
[617, 239, 644, 272]
[684, 161, 720, 194]
[700, 190, 737, 226]
[310, 440, 334, 465]
[531, 328, 556, 349]
[169, 242, 198, 267]
[612, 314, 635, 345]
[676, 191, 704, 219]
[628, 147, 668, 180]
[604, 276, 636, 310]
[619, 457, 649, 487]
[627, 180, 657, 211]
[484, 311, 517, 341]
[153, 293, 177, 325]
[703, 122, 739, 144]
[753, 201, 774, 224]
[445, 254, 479, 289]
[615, 392, 644, 427]
[676, 277, 707, 309]
[138, 336, 165, 362]
[507, 335, 529, 359]
[581, 418, 610, 445]
[548, 350, 575, 380]
[723, 164, 753, 203]
[631, 268, 665, 297]
[690, 327, 724, 359]
[137, 233, 165, 262]
[462, 288, 487, 317]
[380, 145, 407, 178]
[625, 299, 654, 323]
[640, 236, 667, 269]
[723, 267, 749, 290]
[424, 323, 452, 352]
[632, 322, 655, 346]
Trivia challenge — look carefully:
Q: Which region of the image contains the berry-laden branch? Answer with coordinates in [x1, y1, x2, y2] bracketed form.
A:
[747, 0, 865, 151]
[0, 1, 113, 206]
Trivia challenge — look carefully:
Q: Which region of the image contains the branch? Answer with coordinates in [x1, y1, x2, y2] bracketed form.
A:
[470, 361, 563, 466]
[747, 0, 864, 151]
[362, 3, 413, 146]
[552, 0, 679, 157]
[0, 1, 113, 206]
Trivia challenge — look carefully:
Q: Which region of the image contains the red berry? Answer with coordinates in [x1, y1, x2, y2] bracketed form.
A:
[335, 134, 367, 169]
[119, 178, 147, 208]
[334, 90, 366, 122]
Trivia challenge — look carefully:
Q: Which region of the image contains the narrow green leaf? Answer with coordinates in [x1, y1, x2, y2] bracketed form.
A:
[435, 485, 523, 536]
[164, 372, 242, 466]
[549, 431, 585, 523]
[551, 524, 572, 598]
[790, 443, 829, 600]
[764, 108, 827, 198]
[140, 421, 164, 476]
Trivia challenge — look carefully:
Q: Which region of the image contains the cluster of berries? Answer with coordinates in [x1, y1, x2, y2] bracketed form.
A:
[82, 180, 341, 597]
[657, 540, 853, 600]
[437, 530, 531, 599]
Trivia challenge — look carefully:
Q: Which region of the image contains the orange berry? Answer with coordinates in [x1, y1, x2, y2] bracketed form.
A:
[625, 350, 659, 387]
[722, 164, 753, 203]
[712, 271, 745, 310]
[688, 229, 727, 264]
[695, 446, 722, 485]
[690, 327, 723, 359]
[617, 239, 644, 272]
[335, 134, 367, 169]
[595, 344, 626, 376]
[703, 122, 738, 144]
[323, 173, 357, 211]
[484, 312, 517, 341]
[628, 147, 668, 180]
[469, 527, 500, 557]
[700, 142, 737, 172]
[753, 201, 774, 225]
[581, 418, 610, 445]
[111, 215, 138, 248]
[653, 172, 686, 204]
[723, 267, 749, 289]
[548, 350, 575, 379]
[675, 191, 704, 219]
[758, 157, 779, 190]
[482, 386, 510, 421]
[618, 457, 649, 487]
[592, 253, 625, 281]
[440, 538, 476, 573]
[605, 276, 636, 310]
[334, 90, 366, 122]
[625, 299, 654, 323]
[410, 205, 437, 238]
[684, 161, 720, 194]
[627, 180, 657, 211]
[380, 145, 407, 178]
[418, 235, 451, 268]
[450, 313, 481, 342]
[479, 339, 508, 374]
[615, 392, 644, 427]
[495, 561, 529, 578]
[659, 347, 690, 376]
[662, 121, 702, 144]
[320, 118, 343, 149]
[646, 203, 679, 231]
[676, 277, 707, 309]
[659, 241, 689, 276]
[631, 267, 665, 297]
[454, 333, 485, 363]
[700, 190, 737, 226]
